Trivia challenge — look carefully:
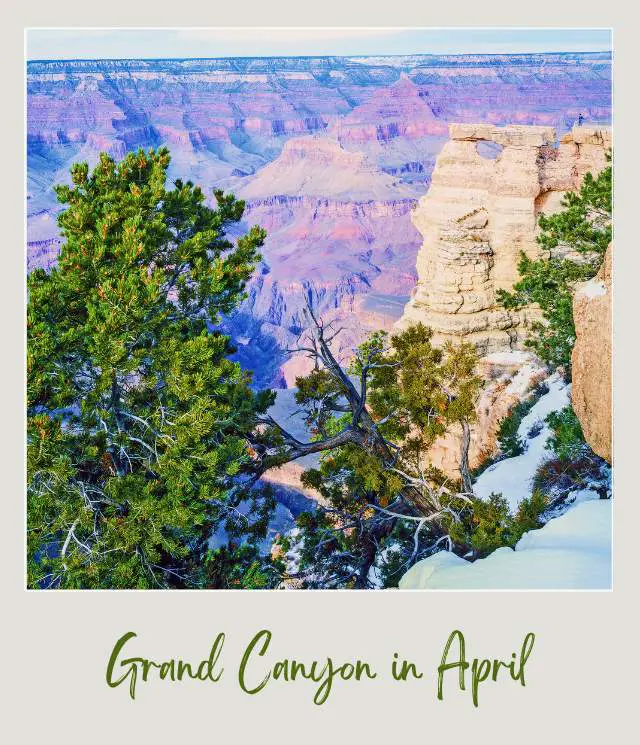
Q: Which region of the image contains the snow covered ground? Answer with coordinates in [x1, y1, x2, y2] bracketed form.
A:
[274, 361, 612, 590]
[399, 490, 611, 589]
[399, 369, 612, 590]
[474, 372, 570, 511]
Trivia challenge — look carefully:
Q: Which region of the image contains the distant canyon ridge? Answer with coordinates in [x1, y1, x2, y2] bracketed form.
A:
[27, 53, 612, 387]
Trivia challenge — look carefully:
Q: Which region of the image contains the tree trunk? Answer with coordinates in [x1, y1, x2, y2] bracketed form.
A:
[459, 419, 473, 496]
[355, 534, 378, 589]
[354, 517, 395, 589]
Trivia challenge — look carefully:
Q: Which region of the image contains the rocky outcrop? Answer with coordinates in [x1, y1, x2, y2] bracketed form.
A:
[397, 123, 611, 354]
[572, 244, 612, 463]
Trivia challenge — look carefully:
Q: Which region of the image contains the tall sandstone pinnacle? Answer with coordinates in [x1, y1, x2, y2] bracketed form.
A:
[396, 122, 611, 354]
[572, 244, 612, 464]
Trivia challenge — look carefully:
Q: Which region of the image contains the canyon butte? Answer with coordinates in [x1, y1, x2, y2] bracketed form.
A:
[396, 122, 612, 473]
[396, 122, 611, 353]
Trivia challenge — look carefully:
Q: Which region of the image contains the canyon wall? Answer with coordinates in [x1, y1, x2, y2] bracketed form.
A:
[572, 244, 612, 464]
[396, 123, 611, 354]
[28, 54, 611, 387]
[231, 136, 421, 386]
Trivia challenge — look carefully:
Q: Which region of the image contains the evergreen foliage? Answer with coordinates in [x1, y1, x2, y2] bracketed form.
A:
[496, 382, 549, 458]
[545, 406, 587, 461]
[276, 324, 484, 588]
[27, 149, 278, 589]
[497, 158, 612, 374]
[446, 491, 547, 558]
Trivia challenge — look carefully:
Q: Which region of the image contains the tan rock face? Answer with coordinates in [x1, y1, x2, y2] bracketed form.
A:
[397, 123, 611, 354]
[571, 245, 612, 464]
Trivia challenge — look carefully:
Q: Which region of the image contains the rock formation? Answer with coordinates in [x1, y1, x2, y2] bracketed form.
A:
[397, 123, 611, 354]
[28, 57, 611, 389]
[571, 244, 612, 463]
[239, 134, 417, 201]
[330, 74, 448, 144]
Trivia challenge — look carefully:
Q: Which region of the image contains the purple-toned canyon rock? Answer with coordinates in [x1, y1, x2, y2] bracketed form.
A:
[27, 53, 611, 386]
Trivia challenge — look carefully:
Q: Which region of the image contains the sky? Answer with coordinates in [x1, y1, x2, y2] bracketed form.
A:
[26, 28, 612, 61]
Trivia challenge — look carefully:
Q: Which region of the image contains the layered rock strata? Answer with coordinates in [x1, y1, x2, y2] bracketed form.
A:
[397, 123, 611, 354]
[28, 58, 612, 391]
[572, 244, 612, 464]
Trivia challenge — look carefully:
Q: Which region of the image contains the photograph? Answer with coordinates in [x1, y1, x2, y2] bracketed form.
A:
[26, 27, 613, 590]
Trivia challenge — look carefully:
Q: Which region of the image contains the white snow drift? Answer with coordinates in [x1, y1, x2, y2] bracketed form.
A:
[399, 369, 611, 590]
[474, 373, 570, 511]
[399, 492, 611, 590]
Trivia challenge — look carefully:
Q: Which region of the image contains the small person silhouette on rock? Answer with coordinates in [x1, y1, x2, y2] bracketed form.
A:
[578, 113, 585, 127]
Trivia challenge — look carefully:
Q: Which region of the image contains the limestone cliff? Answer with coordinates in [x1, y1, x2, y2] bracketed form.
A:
[397, 123, 611, 354]
[572, 244, 612, 464]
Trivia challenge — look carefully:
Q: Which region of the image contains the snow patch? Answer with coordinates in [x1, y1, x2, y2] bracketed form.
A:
[367, 545, 397, 589]
[578, 279, 607, 299]
[399, 494, 611, 590]
[474, 373, 570, 510]
[503, 363, 541, 399]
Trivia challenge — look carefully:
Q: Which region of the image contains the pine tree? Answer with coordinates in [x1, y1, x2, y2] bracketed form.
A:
[440, 341, 483, 495]
[498, 158, 612, 374]
[268, 322, 483, 588]
[27, 148, 277, 589]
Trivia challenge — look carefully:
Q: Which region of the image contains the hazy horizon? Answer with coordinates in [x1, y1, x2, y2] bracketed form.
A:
[26, 28, 612, 61]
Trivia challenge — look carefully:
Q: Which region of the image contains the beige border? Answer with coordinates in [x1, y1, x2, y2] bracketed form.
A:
[4, 5, 638, 742]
